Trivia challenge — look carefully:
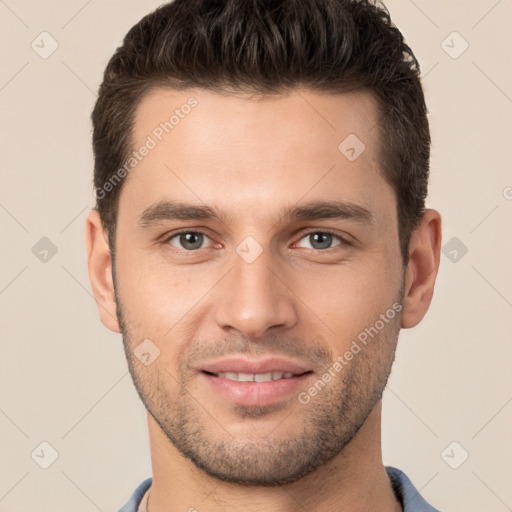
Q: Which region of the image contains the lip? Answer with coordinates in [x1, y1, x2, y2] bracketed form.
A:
[198, 357, 314, 407]
[200, 371, 312, 407]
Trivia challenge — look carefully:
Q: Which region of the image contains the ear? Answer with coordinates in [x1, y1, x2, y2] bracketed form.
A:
[401, 209, 442, 329]
[85, 209, 121, 333]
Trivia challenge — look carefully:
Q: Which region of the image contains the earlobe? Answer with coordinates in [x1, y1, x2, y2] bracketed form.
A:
[400, 209, 442, 329]
[85, 209, 121, 333]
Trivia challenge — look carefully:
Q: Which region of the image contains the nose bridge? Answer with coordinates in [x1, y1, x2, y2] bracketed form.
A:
[213, 239, 297, 338]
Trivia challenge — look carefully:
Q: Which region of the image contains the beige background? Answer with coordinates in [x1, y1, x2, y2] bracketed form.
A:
[1, 0, 511, 510]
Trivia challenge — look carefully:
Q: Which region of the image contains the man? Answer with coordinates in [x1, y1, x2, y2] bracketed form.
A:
[85, 0, 442, 510]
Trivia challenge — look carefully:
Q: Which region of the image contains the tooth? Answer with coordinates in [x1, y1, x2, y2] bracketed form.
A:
[237, 372, 255, 382]
[254, 372, 273, 382]
[214, 371, 298, 382]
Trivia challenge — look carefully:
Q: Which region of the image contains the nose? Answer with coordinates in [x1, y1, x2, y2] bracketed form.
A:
[212, 244, 298, 339]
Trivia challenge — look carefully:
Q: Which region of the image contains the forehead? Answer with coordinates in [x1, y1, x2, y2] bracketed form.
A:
[119, 86, 394, 231]
[132, 86, 380, 149]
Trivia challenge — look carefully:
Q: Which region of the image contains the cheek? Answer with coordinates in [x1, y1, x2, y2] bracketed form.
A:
[115, 254, 212, 365]
[114, 255, 177, 341]
[116, 242, 181, 306]
[300, 260, 400, 346]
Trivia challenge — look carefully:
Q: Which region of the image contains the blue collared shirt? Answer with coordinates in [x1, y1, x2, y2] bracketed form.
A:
[119, 466, 440, 511]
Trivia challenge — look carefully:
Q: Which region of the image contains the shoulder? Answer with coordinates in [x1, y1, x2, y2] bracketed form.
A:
[385, 466, 441, 512]
[118, 477, 153, 512]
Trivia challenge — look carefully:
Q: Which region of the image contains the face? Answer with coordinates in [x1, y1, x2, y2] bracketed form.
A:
[111, 87, 405, 485]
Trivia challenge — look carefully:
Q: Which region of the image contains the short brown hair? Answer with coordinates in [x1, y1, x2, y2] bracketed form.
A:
[91, 0, 430, 265]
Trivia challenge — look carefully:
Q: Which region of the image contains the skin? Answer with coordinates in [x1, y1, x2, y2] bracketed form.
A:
[86, 86, 441, 512]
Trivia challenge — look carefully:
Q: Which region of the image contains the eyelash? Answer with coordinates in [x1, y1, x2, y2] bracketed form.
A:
[162, 229, 351, 253]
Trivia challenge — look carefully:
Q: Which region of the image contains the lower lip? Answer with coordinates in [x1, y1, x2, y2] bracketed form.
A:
[200, 372, 312, 407]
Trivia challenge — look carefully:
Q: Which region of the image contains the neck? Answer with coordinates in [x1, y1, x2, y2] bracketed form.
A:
[144, 401, 402, 512]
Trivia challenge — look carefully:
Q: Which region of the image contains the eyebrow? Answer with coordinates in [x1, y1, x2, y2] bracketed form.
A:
[137, 199, 375, 228]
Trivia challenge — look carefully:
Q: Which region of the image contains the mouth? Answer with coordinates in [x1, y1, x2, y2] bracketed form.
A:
[197, 358, 314, 407]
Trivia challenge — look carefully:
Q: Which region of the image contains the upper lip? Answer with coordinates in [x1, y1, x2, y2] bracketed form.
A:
[200, 357, 312, 375]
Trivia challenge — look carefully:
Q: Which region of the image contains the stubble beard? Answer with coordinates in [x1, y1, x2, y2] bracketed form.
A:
[113, 261, 403, 486]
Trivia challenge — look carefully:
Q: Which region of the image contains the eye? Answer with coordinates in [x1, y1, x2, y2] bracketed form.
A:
[166, 231, 213, 251]
[163, 229, 350, 253]
[295, 231, 347, 250]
